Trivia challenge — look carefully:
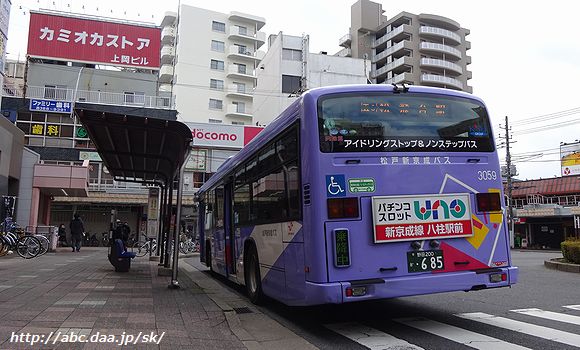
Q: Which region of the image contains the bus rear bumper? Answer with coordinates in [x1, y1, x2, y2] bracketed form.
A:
[301, 267, 518, 305]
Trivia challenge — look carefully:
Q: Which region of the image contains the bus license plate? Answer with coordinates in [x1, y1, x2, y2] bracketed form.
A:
[407, 250, 444, 273]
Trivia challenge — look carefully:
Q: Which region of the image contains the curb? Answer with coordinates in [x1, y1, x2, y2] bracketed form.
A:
[544, 258, 580, 273]
[178, 261, 264, 349]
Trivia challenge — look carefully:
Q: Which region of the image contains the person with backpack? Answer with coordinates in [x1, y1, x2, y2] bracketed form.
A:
[69, 213, 85, 252]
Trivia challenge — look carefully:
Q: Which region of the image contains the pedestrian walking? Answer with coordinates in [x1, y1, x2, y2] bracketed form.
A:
[69, 213, 85, 252]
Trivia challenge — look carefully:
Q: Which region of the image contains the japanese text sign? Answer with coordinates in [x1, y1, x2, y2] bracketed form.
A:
[31, 123, 60, 136]
[27, 12, 161, 69]
[30, 99, 72, 113]
[372, 193, 473, 243]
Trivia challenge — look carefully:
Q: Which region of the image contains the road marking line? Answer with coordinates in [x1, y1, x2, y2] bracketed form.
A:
[511, 308, 580, 326]
[325, 322, 424, 350]
[457, 312, 580, 347]
[563, 305, 580, 311]
[395, 317, 530, 350]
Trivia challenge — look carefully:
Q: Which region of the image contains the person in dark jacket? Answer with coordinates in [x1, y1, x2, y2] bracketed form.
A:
[69, 213, 85, 252]
[58, 223, 67, 247]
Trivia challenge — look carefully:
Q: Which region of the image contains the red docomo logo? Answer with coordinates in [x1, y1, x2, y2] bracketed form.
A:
[192, 129, 237, 142]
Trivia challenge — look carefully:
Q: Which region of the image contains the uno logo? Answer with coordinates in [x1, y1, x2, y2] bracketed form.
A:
[413, 199, 466, 220]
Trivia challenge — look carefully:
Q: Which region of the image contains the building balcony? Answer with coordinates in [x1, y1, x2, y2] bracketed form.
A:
[159, 64, 174, 83]
[227, 64, 256, 80]
[225, 104, 252, 118]
[420, 42, 462, 60]
[227, 46, 265, 61]
[420, 58, 462, 75]
[338, 33, 351, 48]
[371, 56, 413, 79]
[419, 26, 461, 44]
[161, 26, 176, 45]
[421, 74, 463, 90]
[161, 11, 177, 27]
[161, 46, 175, 65]
[418, 14, 461, 31]
[5, 85, 174, 110]
[226, 84, 253, 99]
[385, 72, 413, 84]
[335, 47, 352, 57]
[373, 25, 410, 48]
[228, 11, 266, 30]
[228, 27, 266, 47]
[373, 41, 413, 63]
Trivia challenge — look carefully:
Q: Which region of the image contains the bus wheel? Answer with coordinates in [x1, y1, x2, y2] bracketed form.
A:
[205, 242, 213, 272]
[245, 244, 264, 305]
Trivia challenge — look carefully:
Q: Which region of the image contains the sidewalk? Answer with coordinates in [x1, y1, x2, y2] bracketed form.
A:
[0, 247, 316, 350]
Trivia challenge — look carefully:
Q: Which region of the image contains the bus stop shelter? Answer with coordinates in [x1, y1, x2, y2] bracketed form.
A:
[76, 107, 192, 288]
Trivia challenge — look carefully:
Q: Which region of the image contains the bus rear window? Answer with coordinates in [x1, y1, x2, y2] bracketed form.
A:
[318, 93, 494, 153]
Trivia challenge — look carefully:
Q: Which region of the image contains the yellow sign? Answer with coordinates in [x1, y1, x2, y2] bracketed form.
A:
[46, 125, 59, 136]
[31, 124, 44, 135]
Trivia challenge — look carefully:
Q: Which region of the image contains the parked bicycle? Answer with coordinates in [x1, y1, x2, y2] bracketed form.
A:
[0, 218, 42, 259]
[131, 238, 175, 258]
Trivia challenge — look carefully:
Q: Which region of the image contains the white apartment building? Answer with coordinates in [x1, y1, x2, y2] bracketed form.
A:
[159, 6, 266, 125]
[254, 32, 369, 124]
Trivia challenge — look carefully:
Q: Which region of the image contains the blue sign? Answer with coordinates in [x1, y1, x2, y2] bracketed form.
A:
[29, 99, 72, 114]
[326, 175, 346, 197]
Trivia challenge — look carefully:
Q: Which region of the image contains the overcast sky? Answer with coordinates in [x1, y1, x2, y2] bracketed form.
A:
[7, 0, 580, 180]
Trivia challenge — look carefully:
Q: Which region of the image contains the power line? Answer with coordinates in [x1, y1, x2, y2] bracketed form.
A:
[513, 117, 580, 135]
[510, 106, 580, 126]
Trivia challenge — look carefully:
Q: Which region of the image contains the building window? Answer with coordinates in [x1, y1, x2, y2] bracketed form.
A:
[210, 79, 224, 90]
[209, 119, 222, 123]
[282, 75, 302, 94]
[235, 25, 248, 36]
[209, 99, 223, 110]
[44, 84, 68, 100]
[232, 101, 246, 114]
[282, 49, 302, 61]
[234, 44, 248, 55]
[232, 121, 245, 125]
[212, 21, 225, 32]
[234, 63, 246, 74]
[233, 82, 246, 93]
[124, 91, 145, 105]
[210, 59, 225, 71]
[211, 40, 225, 52]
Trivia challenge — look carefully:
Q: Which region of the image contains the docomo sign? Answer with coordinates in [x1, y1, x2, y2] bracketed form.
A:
[27, 11, 161, 69]
[187, 122, 263, 149]
[372, 193, 474, 243]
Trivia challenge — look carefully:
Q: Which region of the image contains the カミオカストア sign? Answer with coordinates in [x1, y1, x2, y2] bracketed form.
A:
[27, 11, 161, 69]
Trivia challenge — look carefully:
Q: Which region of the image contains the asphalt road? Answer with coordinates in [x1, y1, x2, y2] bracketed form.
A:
[192, 250, 579, 350]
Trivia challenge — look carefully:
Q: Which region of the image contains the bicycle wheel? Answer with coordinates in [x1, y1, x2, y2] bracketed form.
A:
[17, 236, 41, 259]
[132, 241, 150, 257]
[34, 235, 50, 256]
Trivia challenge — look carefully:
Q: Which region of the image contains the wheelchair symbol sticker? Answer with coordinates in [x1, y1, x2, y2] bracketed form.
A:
[326, 175, 346, 197]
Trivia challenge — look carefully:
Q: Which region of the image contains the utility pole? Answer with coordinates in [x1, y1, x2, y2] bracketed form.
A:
[504, 116, 515, 248]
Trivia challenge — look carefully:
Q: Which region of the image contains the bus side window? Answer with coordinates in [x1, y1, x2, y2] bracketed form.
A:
[204, 201, 213, 230]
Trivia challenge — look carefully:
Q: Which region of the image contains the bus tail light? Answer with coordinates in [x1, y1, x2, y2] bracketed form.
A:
[327, 197, 359, 219]
[345, 286, 367, 297]
[489, 273, 507, 283]
[476, 192, 502, 212]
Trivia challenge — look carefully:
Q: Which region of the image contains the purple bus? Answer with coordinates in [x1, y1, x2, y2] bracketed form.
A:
[197, 84, 518, 306]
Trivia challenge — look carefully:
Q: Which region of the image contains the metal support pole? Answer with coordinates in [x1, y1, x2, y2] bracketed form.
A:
[156, 185, 166, 257]
[163, 178, 174, 268]
[169, 160, 187, 289]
